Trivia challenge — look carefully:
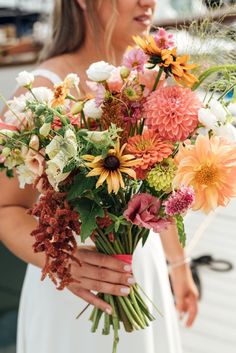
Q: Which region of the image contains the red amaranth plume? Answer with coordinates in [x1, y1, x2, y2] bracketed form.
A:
[28, 188, 81, 289]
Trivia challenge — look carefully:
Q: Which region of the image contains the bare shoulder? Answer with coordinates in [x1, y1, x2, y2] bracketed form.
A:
[38, 54, 70, 81]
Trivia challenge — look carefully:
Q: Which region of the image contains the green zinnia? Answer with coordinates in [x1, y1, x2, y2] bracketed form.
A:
[147, 158, 176, 192]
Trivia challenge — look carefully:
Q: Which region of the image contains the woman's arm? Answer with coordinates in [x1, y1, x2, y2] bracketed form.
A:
[160, 223, 199, 327]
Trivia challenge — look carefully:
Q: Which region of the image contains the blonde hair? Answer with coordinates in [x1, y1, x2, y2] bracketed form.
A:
[40, 0, 118, 63]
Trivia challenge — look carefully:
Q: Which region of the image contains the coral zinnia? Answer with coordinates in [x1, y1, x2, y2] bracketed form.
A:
[174, 135, 236, 213]
[144, 85, 202, 142]
[83, 140, 137, 194]
[126, 130, 174, 171]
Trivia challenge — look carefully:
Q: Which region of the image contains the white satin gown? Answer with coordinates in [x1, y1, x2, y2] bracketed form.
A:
[16, 69, 183, 353]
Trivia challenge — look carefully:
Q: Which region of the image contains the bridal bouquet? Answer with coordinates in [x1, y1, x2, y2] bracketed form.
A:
[1, 28, 236, 352]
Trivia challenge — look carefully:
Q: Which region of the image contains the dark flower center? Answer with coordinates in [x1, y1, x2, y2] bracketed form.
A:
[104, 155, 120, 171]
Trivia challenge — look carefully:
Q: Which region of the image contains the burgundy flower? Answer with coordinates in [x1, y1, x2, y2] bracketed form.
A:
[124, 193, 170, 233]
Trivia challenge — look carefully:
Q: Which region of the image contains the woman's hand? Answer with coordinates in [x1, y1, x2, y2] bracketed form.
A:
[169, 264, 199, 327]
[67, 247, 135, 314]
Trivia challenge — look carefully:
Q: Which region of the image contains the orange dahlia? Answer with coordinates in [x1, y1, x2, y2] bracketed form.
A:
[174, 135, 236, 213]
[144, 85, 202, 142]
[83, 140, 137, 194]
[126, 130, 174, 171]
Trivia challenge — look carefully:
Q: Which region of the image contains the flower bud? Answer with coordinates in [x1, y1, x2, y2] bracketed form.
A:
[40, 123, 51, 137]
[70, 101, 84, 115]
[120, 66, 130, 79]
[1, 147, 11, 157]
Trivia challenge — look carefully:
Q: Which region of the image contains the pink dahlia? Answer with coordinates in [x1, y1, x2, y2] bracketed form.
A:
[154, 28, 175, 50]
[164, 186, 195, 216]
[144, 85, 202, 142]
[124, 193, 170, 233]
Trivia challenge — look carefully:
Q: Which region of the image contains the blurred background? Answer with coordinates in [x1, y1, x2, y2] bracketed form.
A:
[0, 1, 236, 353]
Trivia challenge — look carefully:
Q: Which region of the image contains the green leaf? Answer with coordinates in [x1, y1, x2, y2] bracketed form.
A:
[75, 198, 104, 242]
[67, 174, 96, 201]
[6, 169, 14, 178]
[142, 229, 149, 247]
[175, 215, 186, 247]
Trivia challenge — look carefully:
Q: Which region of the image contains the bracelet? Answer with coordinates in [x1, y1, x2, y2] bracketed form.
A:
[168, 256, 191, 270]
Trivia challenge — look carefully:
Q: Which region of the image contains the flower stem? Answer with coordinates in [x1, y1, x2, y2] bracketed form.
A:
[152, 67, 164, 91]
[109, 296, 120, 353]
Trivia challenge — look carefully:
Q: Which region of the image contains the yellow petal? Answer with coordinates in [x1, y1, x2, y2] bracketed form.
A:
[87, 168, 104, 177]
[96, 170, 110, 188]
[120, 167, 136, 179]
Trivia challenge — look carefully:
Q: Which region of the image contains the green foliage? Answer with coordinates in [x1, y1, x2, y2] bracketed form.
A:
[75, 198, 104, 242]
[108, 214, 130, 233]
[175, 215, 186, 248]
[67, 173, 96, 201]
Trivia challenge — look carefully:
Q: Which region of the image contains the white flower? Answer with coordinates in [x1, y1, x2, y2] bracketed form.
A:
[26, 87, 53, 104]
[83, 99, 103, 119]
[64, 129, 77, 158]
[45, 135, 63, 159]
[46, 151, 70, 190]
[86, 61, 115, 82]
[209, 99, 227, 123]
[16, 71, 34, 87]
[16, 164, 35, 189]
[65, 73, 80, 87]
[198, 108, 217, 129]
[86, 130, 108, 143]
[214, 123, 236, 142]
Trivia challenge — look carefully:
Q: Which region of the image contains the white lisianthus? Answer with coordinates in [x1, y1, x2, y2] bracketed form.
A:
[198, 108, 217, 129]
[64, 129, 77, 158]
[209, 99, 227, 123]
[86, 61, 115, 82]
[214, 123, 236, 142]
[16, 164, 35, 189]
[16, 71, 34, 87]
[26, 87, 53, 104]
[86, 130, 108, 143]
[65, 73, 80, 87]
[45, 135, 63, 159]
[83, 99, 103, 119]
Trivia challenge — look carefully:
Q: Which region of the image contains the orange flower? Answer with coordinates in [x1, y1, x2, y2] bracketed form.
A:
[133, 35, 162, 57]
[126, 130, 174, 171]
[83, 140, 138, 194]
[174, 135, 236, 213]
[51, 80, 70, 108]
[134, 35, 198, 88]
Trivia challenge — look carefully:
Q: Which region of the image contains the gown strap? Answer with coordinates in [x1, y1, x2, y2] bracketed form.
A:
[30, 69, 62, 85]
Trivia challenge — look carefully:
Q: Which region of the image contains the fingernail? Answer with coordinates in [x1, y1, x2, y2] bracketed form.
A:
[124, 265, 132, 272]
[127, 277, 136, 285]
[121, 287, 130, 294]
[106, 308, 112, 315]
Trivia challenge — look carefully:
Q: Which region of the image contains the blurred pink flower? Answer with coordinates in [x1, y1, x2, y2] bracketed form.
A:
[107, 67, 124, 92]
[164, 186, 195, 216]
[0, 120, 18, 131]
[144, 85, 202, 142]
[138, 69, 165, 93]
[123, 48, 148, 73]
[95, 84, 106, 107]
[154, 28, 175, 49]
[124, 193, 170, 233]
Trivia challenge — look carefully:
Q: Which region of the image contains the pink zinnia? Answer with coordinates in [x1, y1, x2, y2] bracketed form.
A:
[154, 28, 175, 49]
[123, 48, 148, 73]
[144, 85, 202, 142]
[164, 186, 195, 216]
[124, 193, 170, 233]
